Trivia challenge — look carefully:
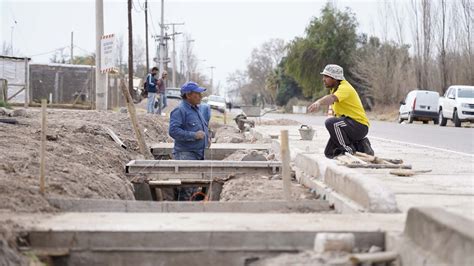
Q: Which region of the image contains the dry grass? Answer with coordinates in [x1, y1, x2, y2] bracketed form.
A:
[367, 104, 399, 122]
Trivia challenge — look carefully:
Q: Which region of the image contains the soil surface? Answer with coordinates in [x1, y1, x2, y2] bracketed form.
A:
[0, 108, 170, 212]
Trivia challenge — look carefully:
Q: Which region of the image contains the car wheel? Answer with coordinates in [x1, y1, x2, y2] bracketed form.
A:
[422, 121, 428, 124]
[398, 113, 404, 124]
[453, 110, 462, 127]
[439, 110, 447, 126]
[408, 112, 414, 123]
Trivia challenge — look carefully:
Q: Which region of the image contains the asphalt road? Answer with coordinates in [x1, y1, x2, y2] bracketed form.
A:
[257, 112, 474, 155]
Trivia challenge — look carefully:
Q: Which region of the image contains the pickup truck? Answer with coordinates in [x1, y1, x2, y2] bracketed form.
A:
[438, 85, 474, 127]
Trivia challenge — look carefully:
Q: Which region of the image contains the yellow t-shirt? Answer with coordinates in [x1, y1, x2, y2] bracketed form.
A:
[330, 80, 370, 127]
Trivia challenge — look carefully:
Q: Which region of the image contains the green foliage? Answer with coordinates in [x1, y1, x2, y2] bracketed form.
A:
[72, 55, 96, 66]
[284, 3, 358, 99]
[276, 70, 303, 106]
[0, 100, 11, 108]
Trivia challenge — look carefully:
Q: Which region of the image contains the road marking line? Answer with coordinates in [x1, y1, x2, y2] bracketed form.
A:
[370, 136, 474, 157]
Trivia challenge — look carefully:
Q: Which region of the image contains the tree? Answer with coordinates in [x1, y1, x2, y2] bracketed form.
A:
[285, 3, 358, 98]
[72, 54, 95, 65]
[246, 38, 286, 105]
[226, 70, 249, 104]
[133, 36, 146, 77]
[352, 36, 415, 106]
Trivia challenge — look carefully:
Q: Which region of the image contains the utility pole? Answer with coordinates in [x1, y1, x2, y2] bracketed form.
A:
[144, 0, 149, 72]
[70, 31, 74, 64]
[128, 0, 133, 95]
[95, 0, 107, 110]
[209, 66, 215, 91]
[164, 23, 184, 88]
[159, 0, 164, 76]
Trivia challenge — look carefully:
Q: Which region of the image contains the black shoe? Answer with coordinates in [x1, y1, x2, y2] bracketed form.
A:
[357, 138, 374, 155]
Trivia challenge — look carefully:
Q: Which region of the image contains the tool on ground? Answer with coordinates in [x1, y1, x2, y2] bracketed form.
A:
[298, 125, 315, 141]
[389, 169, 432, 177]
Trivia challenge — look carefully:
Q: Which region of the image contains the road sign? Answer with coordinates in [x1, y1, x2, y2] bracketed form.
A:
[100, 34, 116, 73]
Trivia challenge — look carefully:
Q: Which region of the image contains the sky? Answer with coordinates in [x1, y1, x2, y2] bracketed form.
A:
[1, 0, 410, 94]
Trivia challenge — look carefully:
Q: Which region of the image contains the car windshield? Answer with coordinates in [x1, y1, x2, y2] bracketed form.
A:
[209, 96, 225, 102]
[458, 88, 474, 98]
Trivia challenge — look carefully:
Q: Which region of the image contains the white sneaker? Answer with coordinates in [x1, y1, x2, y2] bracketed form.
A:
[161, 112, 166, 116]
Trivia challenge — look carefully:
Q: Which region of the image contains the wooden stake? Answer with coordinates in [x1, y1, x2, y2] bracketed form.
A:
[120, 80, 153, 159]
[280, 130, 292, 201]
[39, 99, 47, 194]
[223, 109, 227, 125]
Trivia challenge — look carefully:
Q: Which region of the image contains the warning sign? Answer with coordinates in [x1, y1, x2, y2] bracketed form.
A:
[100, 34, 116, 73]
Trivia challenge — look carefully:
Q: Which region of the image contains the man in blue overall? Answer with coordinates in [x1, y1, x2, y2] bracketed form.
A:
[169, 81, 209, 201]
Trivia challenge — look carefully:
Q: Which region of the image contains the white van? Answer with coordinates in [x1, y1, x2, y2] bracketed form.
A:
[399, 90, 440, 124]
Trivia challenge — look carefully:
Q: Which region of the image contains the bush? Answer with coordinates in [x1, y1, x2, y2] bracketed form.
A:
[0, 100, 11, 109]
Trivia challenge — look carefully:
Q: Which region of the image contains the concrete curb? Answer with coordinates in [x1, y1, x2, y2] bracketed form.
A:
[250, 128, 398, 213]
[399, 207, 474, 266]
[324, 164, 398, 213]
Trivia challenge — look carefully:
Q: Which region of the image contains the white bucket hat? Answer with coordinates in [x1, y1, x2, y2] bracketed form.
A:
[320, 64, 345, 80]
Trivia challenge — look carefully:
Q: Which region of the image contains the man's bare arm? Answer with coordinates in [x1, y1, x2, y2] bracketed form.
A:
[308, 94, 338, 112]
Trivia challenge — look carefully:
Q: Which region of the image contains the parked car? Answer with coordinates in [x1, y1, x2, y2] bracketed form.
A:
[166, 87, 181, 99]
[399, 90, 439, 124]
[438, 85, 474, 127]
[204, 95, 226, 112]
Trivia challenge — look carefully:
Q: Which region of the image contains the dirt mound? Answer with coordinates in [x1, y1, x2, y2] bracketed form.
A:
[0, 108, 169, 212]
[219, 174, 315, 201]
[260, 119, 300, 126]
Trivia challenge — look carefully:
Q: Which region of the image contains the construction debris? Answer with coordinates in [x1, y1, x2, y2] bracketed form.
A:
[336, 152, 411, 169]
[104, 126, 127, 149]
[389, 169, 432, 177]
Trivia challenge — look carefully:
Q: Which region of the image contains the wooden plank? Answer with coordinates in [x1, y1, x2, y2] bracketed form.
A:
[120, 80, 152, 159]
[345, 164, 412, 169]
[125, 160, 281, 176]
[104, 126, 127, 149]
[7, 86, 25, 101]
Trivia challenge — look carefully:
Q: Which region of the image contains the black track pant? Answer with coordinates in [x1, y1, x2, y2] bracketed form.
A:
[324, 116, 368, 158]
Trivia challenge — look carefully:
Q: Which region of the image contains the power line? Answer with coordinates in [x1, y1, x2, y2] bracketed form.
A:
[29, 46, 69, 57]
[147, 3, 159, 37]
[73, 45, 94, 55]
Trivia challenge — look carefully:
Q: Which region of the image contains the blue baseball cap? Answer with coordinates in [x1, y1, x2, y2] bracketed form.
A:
[180, 81, 206, 94]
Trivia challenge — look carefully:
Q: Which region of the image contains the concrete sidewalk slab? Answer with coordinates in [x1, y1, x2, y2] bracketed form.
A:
[250, 124, 474, 218]
[47, 198, 331, 213]
[18, 212, 403, 266]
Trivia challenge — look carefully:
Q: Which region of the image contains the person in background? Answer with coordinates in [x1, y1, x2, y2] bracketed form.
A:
[145, 67, 158, 114]
[156, 71, 168, 116]
[307, 64, 374, 158]
[169, 81, 209, 201]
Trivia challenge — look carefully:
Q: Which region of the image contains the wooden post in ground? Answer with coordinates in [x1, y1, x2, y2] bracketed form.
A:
[224, 109, 227, 124]
[40, 99, 47, 194]
[120, 80, 153, 159]
[280, 130, 292, 201]
[0, 79, 7, 103]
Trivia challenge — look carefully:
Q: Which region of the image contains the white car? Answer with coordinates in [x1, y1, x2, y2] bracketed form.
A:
[399, 90, 439, 124]
[438, 85, 474, 127]
[205, 95, 226, 113]
[165, 87, 181, 99]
